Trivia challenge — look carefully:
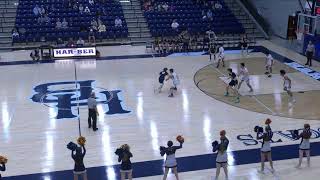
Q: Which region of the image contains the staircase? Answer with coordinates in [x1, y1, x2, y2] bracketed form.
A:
[224, 0, 266, 40]
[0, 0, 18, 48]
[120, 0, 153, 44]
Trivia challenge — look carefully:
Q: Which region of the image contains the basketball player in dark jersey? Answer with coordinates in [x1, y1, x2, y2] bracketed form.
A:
[224, 68, 240, 103]
[157, 68, 168, 93]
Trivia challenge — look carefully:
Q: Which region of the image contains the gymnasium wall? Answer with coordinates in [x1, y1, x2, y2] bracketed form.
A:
[248, 0, 300, 38]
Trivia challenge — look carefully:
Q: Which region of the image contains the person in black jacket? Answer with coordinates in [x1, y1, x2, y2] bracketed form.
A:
[0, 162, 6, 180]
[72, 145, 88, 180]
[116, 144, 133, 180]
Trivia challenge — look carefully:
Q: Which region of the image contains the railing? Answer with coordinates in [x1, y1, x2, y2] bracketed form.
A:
[239, 0, 269, 35]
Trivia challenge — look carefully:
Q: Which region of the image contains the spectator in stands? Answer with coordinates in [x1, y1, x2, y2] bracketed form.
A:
[171, 19, 179, 31]
[11, 28, 19, 40]
[57, 38, 65, 47]
[91, 19, 98, 31]
[84, 6, 91, 14]
[39, 5, 46, 15]
[115, 17, 123, 27]
[73, 3, 78, 10]
[214, 1, 223, 9]
[43, 14, 51, 23]
[56, 18, 62, 29]
[37, 16, 44, 24]
[207, 9, 213, 21]
[77, 37, 85, 46]
[201, 10, 207, 19]
[98, 22, 106, 32]
[38, 14, 50, 24]
[89, 0, 94, 6]
[62, 18, 68, 29]
[162, 2, 169, 11]
[89, 28, 96, 44]
[33, 5, 40, 16]
[66, 38, 75, 47]
[30, 49, 40, 62]
[79, 4, 84, 13]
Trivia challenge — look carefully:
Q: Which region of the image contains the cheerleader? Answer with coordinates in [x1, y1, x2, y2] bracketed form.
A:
[224, 68, 240, 103]
[265, 51, 274, 78]
[0, 162, 5, 180]
[216, 44, 225, 68]
[168, 69, 180, 97]
[157, 68, 169, 93]
[116, 144, 133, 180]
[240, 34, 249, 55]
[257, 119, 274, 173]
[161, 140, 183, 180]
[238, 63, 253, 92]
[215, 130, 229, 180]
[280, 70, 295, 103]
[296, 124, 312, 168]
[72, 145, 88, 180]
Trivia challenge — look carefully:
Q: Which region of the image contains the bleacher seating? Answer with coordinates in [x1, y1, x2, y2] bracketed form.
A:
[14, 0, 128, 44]
[143, 0, 245, 37]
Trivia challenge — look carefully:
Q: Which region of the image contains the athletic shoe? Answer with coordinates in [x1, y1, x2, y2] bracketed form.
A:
[249, 89, 253, 92]
[224, 92, 229, 96]
[268, 74, 272, 78]
[235, 97, 240, 103]
[168, 94, 174, 97]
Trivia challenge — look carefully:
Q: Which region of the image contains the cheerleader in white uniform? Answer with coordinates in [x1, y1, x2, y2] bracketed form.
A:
[238, 63, 253, 92]
[161, 140, 183, 180]
[296, 124, 312, 168]
[168, 69, 180, 97]
[215, 130, 229, 179]
[280, 70, 295, 103]
[265, 51, 274, 78]
[216, 44, 225, 68]
[257, 119, 274, 173]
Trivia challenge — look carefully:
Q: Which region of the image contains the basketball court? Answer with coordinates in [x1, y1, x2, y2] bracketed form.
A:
[1, 42, 320, 180]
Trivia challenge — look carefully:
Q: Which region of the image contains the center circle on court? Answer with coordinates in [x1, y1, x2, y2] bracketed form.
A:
[194, 57, 320, 120]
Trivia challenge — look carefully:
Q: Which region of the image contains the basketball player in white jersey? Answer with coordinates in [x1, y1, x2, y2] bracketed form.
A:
[265, 51, 274, 78]
[238, 63, 253, 92]
[216, 44, 225, 68]
[280, 70, 295, 103]
[168, 69, 180, 97]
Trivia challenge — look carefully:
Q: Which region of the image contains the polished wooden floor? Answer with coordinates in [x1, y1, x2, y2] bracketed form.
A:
[195, 56, 320, 120]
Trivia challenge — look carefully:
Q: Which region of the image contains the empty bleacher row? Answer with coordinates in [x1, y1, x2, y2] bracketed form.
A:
[13, 0, 128, 44]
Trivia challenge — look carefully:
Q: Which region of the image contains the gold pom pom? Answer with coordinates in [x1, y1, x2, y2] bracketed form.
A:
[176, 135, 185, 143]
[77, 136, 86, 146]
[0, 156, 8, 164]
